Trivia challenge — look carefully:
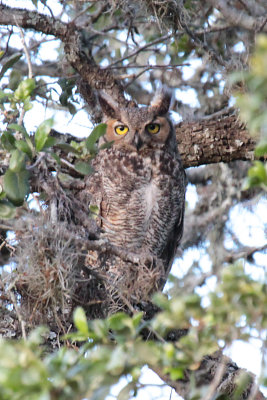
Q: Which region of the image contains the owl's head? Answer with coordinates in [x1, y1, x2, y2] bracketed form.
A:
[98, 88, 177, 153]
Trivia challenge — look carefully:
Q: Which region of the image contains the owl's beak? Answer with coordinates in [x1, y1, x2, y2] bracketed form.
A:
[133, 133, 143, 150]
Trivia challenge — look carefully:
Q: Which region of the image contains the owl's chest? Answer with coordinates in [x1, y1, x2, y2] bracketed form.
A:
[100, 151, 162, 197]
[99, 149, 177, 218]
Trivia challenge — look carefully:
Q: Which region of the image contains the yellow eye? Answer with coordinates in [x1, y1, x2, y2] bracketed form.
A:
[146, 123, 160, 134]
[115, 125, 129, 135]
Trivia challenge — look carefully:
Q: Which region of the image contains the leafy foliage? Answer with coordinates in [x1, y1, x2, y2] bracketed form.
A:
[0, 264, 264, 400]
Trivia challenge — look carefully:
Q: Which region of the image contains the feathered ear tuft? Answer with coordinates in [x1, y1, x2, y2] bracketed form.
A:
[98, 91, 121, 119]
[149, 86, 173, 116]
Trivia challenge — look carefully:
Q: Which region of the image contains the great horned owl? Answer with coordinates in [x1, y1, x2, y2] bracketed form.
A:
[85, 88, 186, 312]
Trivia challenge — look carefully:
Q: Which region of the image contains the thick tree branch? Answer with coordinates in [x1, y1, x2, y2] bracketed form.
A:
[41, 110, 255, 169]
[0, 4, 126, 107]
[0, 4, 67, 39]
[177, 112, 255, 168]
[152, 351, 265, 400]
[63, 23, 126, 107]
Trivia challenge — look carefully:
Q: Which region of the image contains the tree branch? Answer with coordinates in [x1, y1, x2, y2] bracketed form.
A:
[39, 109, 255, 170]
[207, 0, 267, 33]
[0, 4, 67, 39]
[177, 112, 255, 168]
[224, 244, 267, 264]
[152, 351, 265, 400]
[0, 3, 126, 108]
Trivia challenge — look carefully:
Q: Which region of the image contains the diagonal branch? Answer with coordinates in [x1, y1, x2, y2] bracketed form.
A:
[207, 0, 267, 33]
[152, 351, 265, 400]
[0, 4, 126, 107]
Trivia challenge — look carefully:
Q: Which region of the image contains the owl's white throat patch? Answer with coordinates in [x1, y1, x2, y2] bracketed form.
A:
[144, 181, 158, 223]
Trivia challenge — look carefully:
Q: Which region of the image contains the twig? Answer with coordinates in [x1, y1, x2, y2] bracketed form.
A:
[17, 25, 32, 79]
[0, 27, 13, 61]
[89, 27, 135, 47]
[124, 67, 151, 88]
[72, 5, 93, 23]
[106, 63, 189, 70]
[7, 285, 27, 340]
[43, 2, 55, 21]
[257, 15, 267, 32]
[109, 33, 172, 67]
[27, 152, 46, 171]
[13, 17, 33, 140]
[60, 158, 81, 173]
[224, 243, 267, 263]
[0, 235, 15, 254]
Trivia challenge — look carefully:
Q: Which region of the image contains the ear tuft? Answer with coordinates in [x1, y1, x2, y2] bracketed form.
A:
[149, 86, 172, 116]
[98, 91, 121, 119]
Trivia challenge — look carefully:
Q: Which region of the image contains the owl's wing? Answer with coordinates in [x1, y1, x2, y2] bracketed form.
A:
[159, 168, 186, 289]
[85, 164, 105, 229]
[156, 205, 184, 290]
[164, 203, 184, 269]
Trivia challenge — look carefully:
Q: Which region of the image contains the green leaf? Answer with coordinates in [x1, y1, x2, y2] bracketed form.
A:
[0, 53, 22, 80]
[15, 140, 33, 159]
[42, 136, 57, 149]
[106, 346, 127, 375]
[8, 123, 28, 137]
[14, 78, 36, 101]
[67, 102, 77, 115]
[99, 141, 113, 150]
[9, 69, 22, 91]
[3, 169, 30, 206]
[90, 319, 109, 340]
[74, 161, 93, 175]
[1, 131, 16, 151]
[0, 185, 5, 200]
[255, 142, 267, 157]
[166, 366, 184, 380]
[108, 312, 130, 331]
[85, 123, 107, 153]
[23, 96, 33, 111]
[34, 118, 54, 151]
[8, 124, 34, 157]
[0, 200, 16, 219]
[50, 152, 61, 164]
[248, 161, 267, 183]
[73, 307, 89, 337]
[55, 143, 80, 155]
[9, 149, 26, 172]
[132, 312, 143, 329]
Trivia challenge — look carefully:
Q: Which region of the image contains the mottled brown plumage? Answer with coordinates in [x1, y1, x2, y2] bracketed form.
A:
[85, 88, 186, 311]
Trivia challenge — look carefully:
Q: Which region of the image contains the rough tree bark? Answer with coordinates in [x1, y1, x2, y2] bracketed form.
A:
[176, 112, 255, 168]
